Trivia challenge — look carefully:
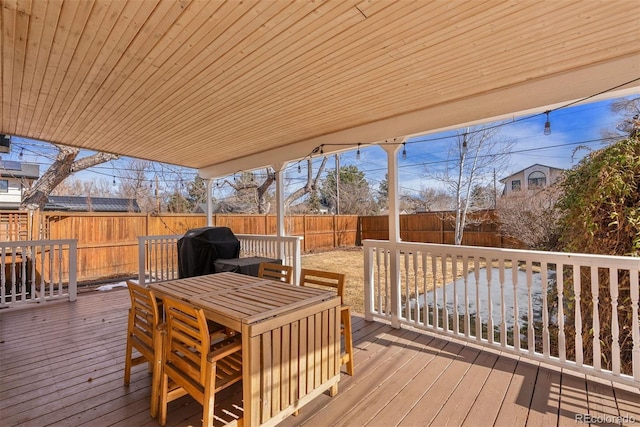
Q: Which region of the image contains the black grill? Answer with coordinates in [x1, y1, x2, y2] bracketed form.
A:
[177, 227, 240, 278]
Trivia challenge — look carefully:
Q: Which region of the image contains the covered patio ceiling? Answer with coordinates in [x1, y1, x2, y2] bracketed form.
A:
[1, 0, 639, 178]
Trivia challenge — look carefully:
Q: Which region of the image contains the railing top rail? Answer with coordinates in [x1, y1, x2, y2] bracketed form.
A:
[138, 234, 183, 241]
[0, 238, 77, 246]
[235, 234, 303, 242]
[362, 239, 640, 268]
[139, 233, 303, 242]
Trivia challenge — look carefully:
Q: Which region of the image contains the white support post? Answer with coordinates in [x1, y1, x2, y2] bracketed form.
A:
[206, 178, 214, 227]
[273, 163, 287, 260]
[381, 138, 405, 328]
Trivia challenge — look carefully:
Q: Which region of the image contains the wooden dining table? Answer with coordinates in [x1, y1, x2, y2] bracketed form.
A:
[149, 272, 342, 427]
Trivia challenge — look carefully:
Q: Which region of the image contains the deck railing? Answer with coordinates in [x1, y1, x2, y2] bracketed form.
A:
[138, 233, 303, 285]
[363, 239, 640, 387]
[0, 239, 77, 307]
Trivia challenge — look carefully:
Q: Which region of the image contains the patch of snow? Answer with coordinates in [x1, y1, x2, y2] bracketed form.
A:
[95, 281, 128, 291]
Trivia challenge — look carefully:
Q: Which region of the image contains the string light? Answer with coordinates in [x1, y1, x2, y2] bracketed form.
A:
[402, 143, 407, 160]
[19, 148, 24, 159]
[544, 110, 551, 135]
[112, 175, 116, 186]
[297, 162, 301, 173]
[356, 143, 361, 160]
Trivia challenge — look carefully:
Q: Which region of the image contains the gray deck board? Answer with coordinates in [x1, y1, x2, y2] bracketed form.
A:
[1, 288, 638, 426]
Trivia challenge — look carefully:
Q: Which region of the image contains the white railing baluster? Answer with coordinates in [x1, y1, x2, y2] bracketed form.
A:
[486, 260, 493, 344]
[527, 260, 534, 354]
[376, 248, 382, 315]
[403, 251, 410, 321]
[512, 260, 520, 351]
[384, 248, 390, 316]
[573, 265, 584, 367]
[541, 262, 549, 359]
[422, 251, 428, 327]
[591, 266, 601, 371]
[432, 253, 438, 329]
[610, 268, 620, 376]
[412, 251, 419, 323]
[452, 255, 459, 335]
[442, 254, 449, 332]
[499, 258, 506, 347]
[557, 263, 566, 362]
[364, 244, 373, 320]
[463, 256, 470, 337]
[474, 257, 481, 341]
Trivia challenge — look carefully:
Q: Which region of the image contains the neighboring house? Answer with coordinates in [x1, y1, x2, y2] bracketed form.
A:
[45, 196, 141, 212]
[0, 161, 39, 209]
[500, 164, 564, 195]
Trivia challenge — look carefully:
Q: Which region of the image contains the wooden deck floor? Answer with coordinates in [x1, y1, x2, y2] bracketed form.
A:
[1, 288, 638, 427]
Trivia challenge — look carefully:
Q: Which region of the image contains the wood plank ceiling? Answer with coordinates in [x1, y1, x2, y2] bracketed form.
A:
[1, 0, 639, 177]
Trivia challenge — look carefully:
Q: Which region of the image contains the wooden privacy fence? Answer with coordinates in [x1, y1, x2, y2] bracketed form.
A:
[1, 210, 514, 283]
[0, 211, 360, 282]
[361, 210, 523, 248]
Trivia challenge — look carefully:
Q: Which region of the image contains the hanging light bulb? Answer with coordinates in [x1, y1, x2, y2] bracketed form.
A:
[297, 162, 301, 173]
[402, 143, 407, 160]
[112, 175, 116, 186]
[544, 110, 551, 135]
[356, 143, 361, 160]
[19, 148, 24, 159]
[320, 145, 324, 155]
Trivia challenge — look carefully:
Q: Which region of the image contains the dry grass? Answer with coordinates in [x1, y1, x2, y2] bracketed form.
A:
[300, 248, 366, 313]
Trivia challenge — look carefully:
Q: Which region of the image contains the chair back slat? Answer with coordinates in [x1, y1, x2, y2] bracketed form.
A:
[164, 297, 211, 386]
[127, 282, 159, 354]
[299, 269, 346, 302]
[258, 262, 293, 284]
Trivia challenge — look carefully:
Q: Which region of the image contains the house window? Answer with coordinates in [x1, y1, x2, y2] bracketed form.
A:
[528, 171, 546, 189]
[0, 180, 8, 193]
[511, 180, 521, 191]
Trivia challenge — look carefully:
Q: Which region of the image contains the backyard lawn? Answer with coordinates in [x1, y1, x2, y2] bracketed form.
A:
[300, 247, 366, 313]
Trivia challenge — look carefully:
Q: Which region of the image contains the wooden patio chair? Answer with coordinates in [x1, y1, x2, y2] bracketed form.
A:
[300, 268, 354, 376]
[257, 262, 293, 284]
[124, 281, 163, 416]
[158, 296, 243, 427]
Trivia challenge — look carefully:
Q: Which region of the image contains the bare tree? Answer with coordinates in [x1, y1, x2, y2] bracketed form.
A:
[601, 96, 640, 140]
[285, 157, 329, 212]
[20, 145, 119, 210]
[220, 169, 275, 214]
[426, 125, 513, 245]
[496, 185, 562, 250]
[52, 177, 115, 197]
[417, 187, 456, 212]
[116, 159, 157, 212]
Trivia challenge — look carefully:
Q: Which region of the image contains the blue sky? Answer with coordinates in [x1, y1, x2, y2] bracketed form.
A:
[277, 96, 625, 197]
[4, 95, 631, 199]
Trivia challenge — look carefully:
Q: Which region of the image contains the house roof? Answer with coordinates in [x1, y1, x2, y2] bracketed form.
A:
[0, 161, 39, 180]
[45, 196, 141, 212]
[1, 2, 638, 178]
[499, 164, 565, 183]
